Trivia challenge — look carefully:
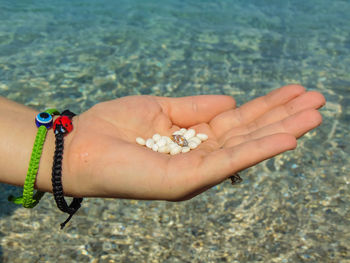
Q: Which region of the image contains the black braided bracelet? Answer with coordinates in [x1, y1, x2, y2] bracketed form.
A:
[52, 110, 83, 229]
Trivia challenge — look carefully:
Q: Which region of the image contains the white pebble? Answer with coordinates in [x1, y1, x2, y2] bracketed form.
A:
[145, 138, 154, 148]
[152, 133, 161, 142]
[158, 145, 170, 153]
[136, 137, 146, 145]
[183, 129, 196, 140]
[163, 136, 173, 144]
[170, 146, 182, 155]
[152, 144, 159, 152]
[168, 142, 179, 150]
[181, 147, 190, 153]
[173, 128, 187, 136]
[188, 141, 198, 149]
[156, 138, 167, 147]
[189, 137, 201, 145]
[172, 130, 182, 136]
[137, 130, 205, 155]
[196, 133, 208, 141]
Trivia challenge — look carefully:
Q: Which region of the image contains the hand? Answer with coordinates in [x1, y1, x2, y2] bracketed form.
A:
[61, 84, 325, 201]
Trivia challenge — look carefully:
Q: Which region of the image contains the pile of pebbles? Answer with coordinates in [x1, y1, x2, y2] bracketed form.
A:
[136, 128, 208, 155]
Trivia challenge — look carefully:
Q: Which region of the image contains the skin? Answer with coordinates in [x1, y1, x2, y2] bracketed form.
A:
[0, 84, 325, 201]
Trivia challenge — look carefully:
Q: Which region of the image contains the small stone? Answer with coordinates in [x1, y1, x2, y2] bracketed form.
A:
[163, 136, 173, 144]
[170, 146, 182, 155]
[152, 133, 161, 142]
[173, 130, 182, 135]
[168, 142, 179, 150]
[188, 141, 198, 149]
[173, 128, 187, 136]
[189, 137, 201, 145]
[136, 137, 146, 145]
[182, 147, 190, 153]
[196, 133, 208, 141]
[156, 138, 167, 147]
[152, 144, 159, 152]
[184, 129, 196, 140]
[158, 145, 170, 153]
[136, 129, 207, 155]
[145, 138, 154, 148]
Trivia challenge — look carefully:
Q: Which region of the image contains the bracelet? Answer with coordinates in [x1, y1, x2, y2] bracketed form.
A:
[8, 109, 60, 208]
[51, 110, 83, 229]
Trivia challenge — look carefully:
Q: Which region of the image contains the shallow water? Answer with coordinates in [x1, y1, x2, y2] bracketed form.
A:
[0, 0, 349, 262]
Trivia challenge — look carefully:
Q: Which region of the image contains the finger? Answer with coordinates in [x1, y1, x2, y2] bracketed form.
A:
[210, 84, 306, 138]
[156, 95, 236, 127]
[222, 109, 322, 148]
[218, 91, 325, 143]
[241, 91, 325, 134]
[196, 133, 297, 188]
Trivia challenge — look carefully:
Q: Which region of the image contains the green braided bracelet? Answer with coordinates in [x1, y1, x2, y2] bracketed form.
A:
[9, 109, 60, 208]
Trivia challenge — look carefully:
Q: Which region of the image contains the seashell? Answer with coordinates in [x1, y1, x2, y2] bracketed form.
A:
[171, 134, 188, 147]
[145, 138, 154, 148]
[183, 129, 196, 140]
[136, 137, 146, 145]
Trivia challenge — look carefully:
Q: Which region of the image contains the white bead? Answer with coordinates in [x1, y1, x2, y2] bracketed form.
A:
[136, 137, 146, 145]
[152, 133, 161, 142]
[182, 147, 190, 153]
[189, 137, 201, 145]
[145, 138, 154, 148]
[196, 133, 208, 141]
[170, 146, 182, 155]
[179, 128, 187, 134]
[188, 141, 198, 149]
[156, 138, 167, 147]
[184, 129, 196, 140]
[158, 145, 170, 153]
[152, 144, 159, 152]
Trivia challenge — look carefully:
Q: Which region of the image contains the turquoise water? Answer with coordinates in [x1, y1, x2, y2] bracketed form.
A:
[0, 0, 349, 262]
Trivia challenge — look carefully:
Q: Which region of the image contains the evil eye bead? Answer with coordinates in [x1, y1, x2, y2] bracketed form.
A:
[35, 112, 53, 129]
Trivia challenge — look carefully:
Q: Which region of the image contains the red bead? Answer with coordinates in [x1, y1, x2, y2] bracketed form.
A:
[53, 116, 73, 134]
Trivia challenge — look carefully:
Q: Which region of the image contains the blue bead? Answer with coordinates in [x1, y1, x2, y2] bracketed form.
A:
[35, 112, 53, 128]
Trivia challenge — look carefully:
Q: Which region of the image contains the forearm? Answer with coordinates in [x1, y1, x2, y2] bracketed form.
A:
[0, 97, 55, 191]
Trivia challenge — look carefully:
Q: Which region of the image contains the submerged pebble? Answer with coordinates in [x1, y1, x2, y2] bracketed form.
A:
[135, 128, 208, 155]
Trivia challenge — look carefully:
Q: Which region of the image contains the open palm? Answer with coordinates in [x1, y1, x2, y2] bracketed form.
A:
[62, 85, 325, 201]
